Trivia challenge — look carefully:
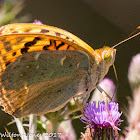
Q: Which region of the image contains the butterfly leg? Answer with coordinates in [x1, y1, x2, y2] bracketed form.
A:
[73, 97, 87, 118]
[73, 91, 91, 115]
[96, 85, 119, 139]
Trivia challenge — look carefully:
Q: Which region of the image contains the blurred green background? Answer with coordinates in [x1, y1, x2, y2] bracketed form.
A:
[0, 0, 140, 139]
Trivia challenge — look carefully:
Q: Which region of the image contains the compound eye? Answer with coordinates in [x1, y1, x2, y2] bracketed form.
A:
[103, 51, 112, 62]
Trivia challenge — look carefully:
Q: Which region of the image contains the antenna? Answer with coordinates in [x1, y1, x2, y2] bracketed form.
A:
[111, 30, 140, 49]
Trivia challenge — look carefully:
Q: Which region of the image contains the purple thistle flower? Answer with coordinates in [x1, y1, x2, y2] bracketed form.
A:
[80, 101, 123, 139]
[33, 20, 43, 25]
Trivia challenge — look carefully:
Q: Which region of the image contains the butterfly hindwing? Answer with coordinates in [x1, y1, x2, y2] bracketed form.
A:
[0, 50, 90, 117]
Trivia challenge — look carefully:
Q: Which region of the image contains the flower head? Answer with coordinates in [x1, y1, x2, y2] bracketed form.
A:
[80, 101, 122, 130]
[33, 20, 43, 25]
[80, 101, 123, 139]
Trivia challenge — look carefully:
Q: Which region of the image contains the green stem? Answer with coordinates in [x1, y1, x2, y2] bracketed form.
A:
[51, 120, 60, 133]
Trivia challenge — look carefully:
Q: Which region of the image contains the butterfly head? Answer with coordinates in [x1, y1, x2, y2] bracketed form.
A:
[95, 46, 116, 66]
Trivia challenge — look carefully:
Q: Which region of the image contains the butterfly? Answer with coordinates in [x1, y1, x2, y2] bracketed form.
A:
[0, 22, 116, 118]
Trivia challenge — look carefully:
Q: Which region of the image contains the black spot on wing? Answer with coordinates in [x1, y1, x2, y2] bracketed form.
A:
[25, 28, 32, 32]
[43, 40, 53, 50]
[4, 41, 10, 47]
[16, 37, 24, 44]
[35, 37, 42, 41]
[5, 61, 11, 67]
[24, 37, 41, 47]
[55, 32, 61, 37]
[3, 56, 6, 61]
[54, 40, 56, 46]
[43, 45, 49, 50]
[1, 38, 6, 42]
[5, 46, 12, 52]
[40, 29, 49, 33]
[12, 52, 16, 56]
[21, 48, 29, 54]
[56, 42, 65, 50]
[21, 37, 42, 54]
[24, 41, 35, 48]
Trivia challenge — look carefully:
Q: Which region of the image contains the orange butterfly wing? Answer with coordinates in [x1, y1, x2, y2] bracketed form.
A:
[0, 23, 95, 75]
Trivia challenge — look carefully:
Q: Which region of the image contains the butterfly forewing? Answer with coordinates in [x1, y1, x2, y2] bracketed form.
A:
[0, 23, 95, 64]
[0, 23, 94, 51]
